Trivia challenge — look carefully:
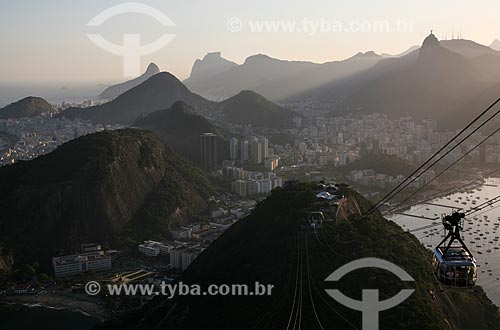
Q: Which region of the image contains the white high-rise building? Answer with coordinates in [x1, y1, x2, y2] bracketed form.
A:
[52, 251, 111, 277]
[259, 137, 269, 158]
[230, 137, 239, 160]
[240, 140, 249, 162]
[337, 132, 344, 144]
[338, 152, 347, 166]
[250, 139, 262, 164]
[200, 133, 218, 171]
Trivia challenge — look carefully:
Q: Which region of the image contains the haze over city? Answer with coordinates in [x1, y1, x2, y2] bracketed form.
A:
[3, 1, 500, 330]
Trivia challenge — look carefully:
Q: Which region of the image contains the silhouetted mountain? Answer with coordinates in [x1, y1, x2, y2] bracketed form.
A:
[185, 52, 382, 101]
[291, 34, 498, 127]
[441, 39, 498, 59]
[99, 63, 160, 100]
[381, 45, 420, 58]
[101, 183, 500, 330]
[219, 90, 296, 128]
[0, 97, 53, 119]
[381, 40, 497, 60]
[134, 101, 229, 164]
[490, 39, 500, 51]
[184, 52, 237, 88]
[61, 72, 214, 125]
[0, 129, 217, 268]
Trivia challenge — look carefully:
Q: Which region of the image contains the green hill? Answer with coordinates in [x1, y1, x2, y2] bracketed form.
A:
[100, 183, 500, 330]
[133, 101, 229, 165]
[61, 72, 214, 125]
[0, 129, 217, 269]
[219, 90, 296, 128]
[0, 97, 54, 119]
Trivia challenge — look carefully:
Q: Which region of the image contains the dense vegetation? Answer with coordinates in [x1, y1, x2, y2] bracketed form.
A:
[342, 153, 414, 176]
[134, 101, 229, 165]
[219, 90, 297, 128]
[125, 145, 219, 241]
[61, 72, 214, 125]
[0, 96, 53, 119]
[102, 182, 500, 330]
[0, 129, 217, 270]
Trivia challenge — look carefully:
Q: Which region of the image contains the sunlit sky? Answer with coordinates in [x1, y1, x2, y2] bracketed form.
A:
[1, 0, 499, 84]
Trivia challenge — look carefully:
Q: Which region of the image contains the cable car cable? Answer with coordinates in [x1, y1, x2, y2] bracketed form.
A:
[362, 97, 500, 219]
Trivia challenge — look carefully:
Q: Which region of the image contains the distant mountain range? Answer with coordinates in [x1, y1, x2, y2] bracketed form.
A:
[134, 101, 229, 164]
[289, 34, 500, 127]
[0, 129, 217, 267]
[0, 96, 53, 119]
[98, 63, 160, 100]
[61, 35, 500, 129]
[62, 72, 214, 125]
[184, 51, 383, 101]
[220, 90, 297, 128]
[381, 45, 420, 58]
[441, 39, 498, 59]
[61, 73, 295, 129]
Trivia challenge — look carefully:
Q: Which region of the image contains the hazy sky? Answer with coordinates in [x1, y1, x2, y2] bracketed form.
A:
[1, 0, 499, 84]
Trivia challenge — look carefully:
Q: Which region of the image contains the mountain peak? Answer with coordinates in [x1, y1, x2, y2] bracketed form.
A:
[145, 63, 160, 74]
[418, 32, 443, 62]
[490, 39, 500, 51]
[237, 90, 261, 97]
[99, 63, 161, 100]
[169, 100, 197, 115]
[133, 102, 227, 164]
[186, 52, 237, 83]
[422, 32, 440, 49]
[350, 51, 380, 59]
[221, 90, 296, 128]
[203, 52, 222, 60]
[63, 71, 211, 125]
[0, 96, 53, 119]
[244, 54, 275, 64]
[229, 90, 270, 103]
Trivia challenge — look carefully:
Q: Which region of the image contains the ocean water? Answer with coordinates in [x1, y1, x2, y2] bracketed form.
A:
[0, 303, 100, 330]
[390, 177, 500, 305]
[0, 83, 109, 107]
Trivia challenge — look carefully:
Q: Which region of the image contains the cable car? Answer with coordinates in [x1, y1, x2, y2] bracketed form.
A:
[432, 211, 477, 287]
[307, 211, 325, 228]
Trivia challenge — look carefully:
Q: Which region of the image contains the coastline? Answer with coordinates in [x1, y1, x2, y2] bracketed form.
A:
[389, 176, 500, 307]
[0, 294, 110, 322]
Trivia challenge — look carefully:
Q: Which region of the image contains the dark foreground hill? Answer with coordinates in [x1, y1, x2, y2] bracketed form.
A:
[134, 101, 229, 165]
[99, 183, 500, 330]
[0, 97, 54, 119]
[0, 129, 217, 269]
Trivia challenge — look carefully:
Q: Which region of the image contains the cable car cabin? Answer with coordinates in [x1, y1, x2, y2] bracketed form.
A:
[307, 212, 325, 229]
[433, 247, 477, 287]
[432, 211, 477, 288]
